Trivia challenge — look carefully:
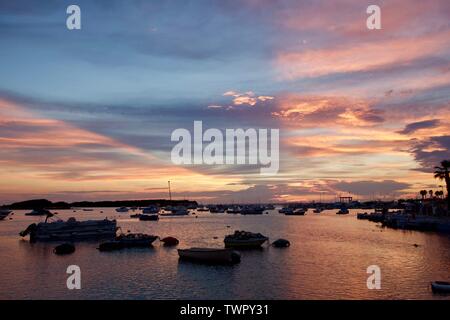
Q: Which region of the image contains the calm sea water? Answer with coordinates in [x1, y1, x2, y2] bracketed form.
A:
[0, 208, 449, 300]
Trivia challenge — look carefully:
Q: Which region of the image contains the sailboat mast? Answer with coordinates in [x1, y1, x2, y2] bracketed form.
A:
[168, 181, 172, 201]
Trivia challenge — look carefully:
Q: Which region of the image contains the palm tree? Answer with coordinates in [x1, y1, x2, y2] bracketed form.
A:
[429, 190, 433, 198]
[419, 190, 427, 200]
[434, 160, 450, 213]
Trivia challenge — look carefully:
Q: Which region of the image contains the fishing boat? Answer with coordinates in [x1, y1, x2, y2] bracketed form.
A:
[278, 207, 294, 214]
[19, 217, 117, 242]
[224, 230, 269, 248]
[115, 207, 129, 213]
[178, 248, 241, 264]
[431, 281, 450, 294]
[139, 213, 159, 221]
[98, 233, 158, 251]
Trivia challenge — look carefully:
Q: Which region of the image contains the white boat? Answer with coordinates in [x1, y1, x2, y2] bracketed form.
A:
[178, 248, 241, 264]
[19, 217, 117, 242]
[431, 281, 450, 293]
[115, 207, 129, 213]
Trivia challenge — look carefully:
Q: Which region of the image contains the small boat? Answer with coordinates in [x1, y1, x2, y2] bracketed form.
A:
[313, 208, 323, 213]
[286, 209, 306, 216]
[209, 206, 225, 213]
[197, 207, 209, 212]
[161, 236, 179, 246]
[161, 206, 189, 216]
[278, 207, 294, 214]
[431, 281, 450, 294]
[139, 214, 159, 221]
[82, 208, 94, 212]
[226, 206, 241, 214]
[130, 213, 141, 218]
[53, 243, 76, 255]
[142, 205, 159, 214]
[115, 207, 129, 213]
[98, 233, 158, 251]
[240, 206, 264, 215]
[25, 208, 51, 216]
[178, 248, 241, 264]
[20, 217, 117, 242]
[0, 209, 12, 220]
[336, 207, 349, 215]
[272, 238, 290, 248]
[224, 230, 269, 248]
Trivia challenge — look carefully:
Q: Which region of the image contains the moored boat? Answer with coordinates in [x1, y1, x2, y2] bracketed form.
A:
[19, 217, 117, 242]
[98, 233, 158, 251]
[139, 213, 159, 221]
[178, 248, 241, 264]
[0, 209, 12, 220]
[142, 205, 159, 214]
[115, 207, 129, 213]
[286, 209, 306, 215]
[431, 281, 450, 294]
[278, 207, 294, 214]
[224, 230, 269, 248]
[25, 208, 51, 216]
[336, 207, 349, 215]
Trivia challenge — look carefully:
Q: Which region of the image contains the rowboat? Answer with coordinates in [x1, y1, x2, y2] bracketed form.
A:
[224, 230, 269, 248]
[178, 248, 241, 264]
[431, 281, 450, 294]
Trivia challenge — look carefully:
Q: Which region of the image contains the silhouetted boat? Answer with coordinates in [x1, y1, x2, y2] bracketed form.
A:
[336, 207, 349, 215]
[178, 248, 241, 264]
[0, 209, 12, 220]
[431, 281, 450, 293]
[142, 205, 159, 214]
[139, 214, 159, 221]
[115, 207, 129, 213]
[98, 233, 158, 251]
[286, 209, 306, 215]
[278, 207, 294, 214]
[19, 217, 117, 242]
[224, 230, 268, 248]
[25, 208, 51, 216]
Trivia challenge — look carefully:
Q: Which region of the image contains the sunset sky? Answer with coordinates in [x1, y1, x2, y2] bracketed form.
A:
[1, 0, 449, 204]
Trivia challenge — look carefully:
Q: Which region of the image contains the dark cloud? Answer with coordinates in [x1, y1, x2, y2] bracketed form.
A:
[397, 119, 441, 135]
[331, 180, 410, 196]
[410, 135, 450, 172]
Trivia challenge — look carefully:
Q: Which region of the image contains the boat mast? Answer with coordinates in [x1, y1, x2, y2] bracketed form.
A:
[168, 181, 172, 201]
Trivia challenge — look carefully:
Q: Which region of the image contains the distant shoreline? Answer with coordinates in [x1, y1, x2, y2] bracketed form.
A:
[0, 198, 198, 210]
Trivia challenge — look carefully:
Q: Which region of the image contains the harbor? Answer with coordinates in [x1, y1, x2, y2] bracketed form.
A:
[0, 206, 449, 299]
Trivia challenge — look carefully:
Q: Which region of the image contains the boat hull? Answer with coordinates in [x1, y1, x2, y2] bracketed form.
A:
[431, 281, 450, 293]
